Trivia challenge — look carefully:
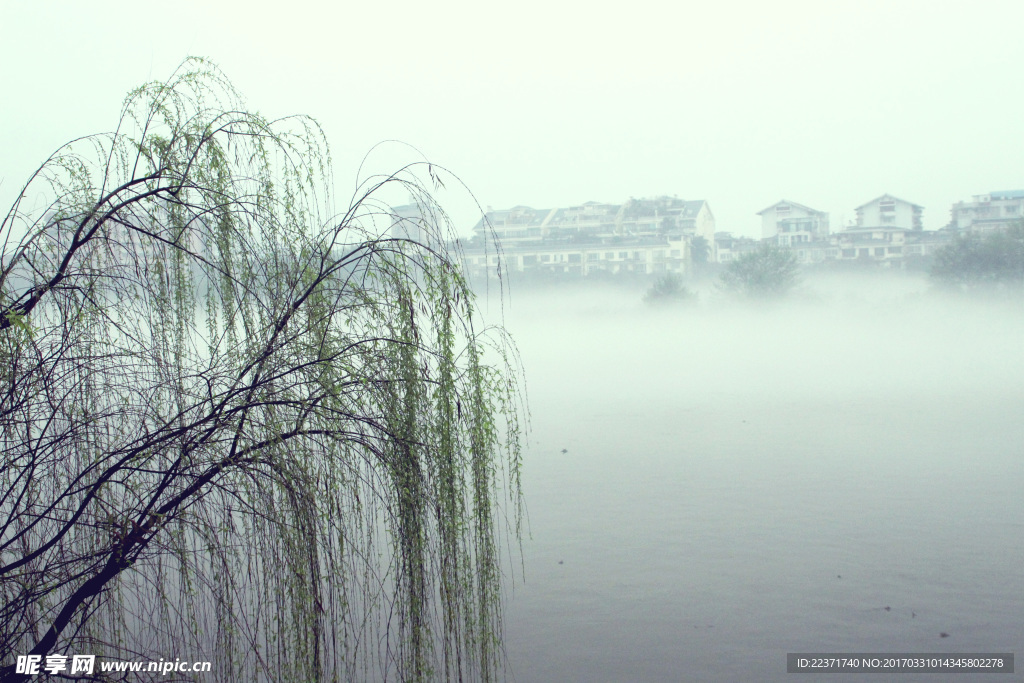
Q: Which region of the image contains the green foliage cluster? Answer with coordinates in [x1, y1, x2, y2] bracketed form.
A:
[930, 223, 1024, 292]
[0, 59, 524, 683]
[718, 243, 800, 298]
[643, 272, 694, 305]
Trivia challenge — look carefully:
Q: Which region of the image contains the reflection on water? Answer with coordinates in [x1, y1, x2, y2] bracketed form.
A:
[499, 277, 1024, 682]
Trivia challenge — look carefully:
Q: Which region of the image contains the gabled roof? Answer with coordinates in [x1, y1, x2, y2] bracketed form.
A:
[756, 199, 825, 216]
[855, 194, 923, 210]
[679, 200, 708, 218]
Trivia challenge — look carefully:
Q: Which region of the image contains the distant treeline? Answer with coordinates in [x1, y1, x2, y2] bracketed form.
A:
[930, 223, 1024, 292]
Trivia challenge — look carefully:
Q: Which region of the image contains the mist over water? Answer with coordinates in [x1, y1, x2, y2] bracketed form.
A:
[497, 273, 1024, 682]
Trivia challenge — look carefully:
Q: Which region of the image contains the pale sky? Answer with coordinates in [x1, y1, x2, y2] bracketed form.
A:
[3, 0, 1023, 237]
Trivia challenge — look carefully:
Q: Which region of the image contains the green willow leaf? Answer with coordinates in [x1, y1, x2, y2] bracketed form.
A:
[0, 57, 525, 683]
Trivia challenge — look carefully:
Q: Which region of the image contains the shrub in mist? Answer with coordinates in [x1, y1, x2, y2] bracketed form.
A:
[643, 272, 695, 305]
[930, 223, 1024, 293]
[718, 244, 800, 299]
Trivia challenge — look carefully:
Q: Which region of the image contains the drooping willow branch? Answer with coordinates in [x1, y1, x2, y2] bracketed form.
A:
[0, 57, 524, 683]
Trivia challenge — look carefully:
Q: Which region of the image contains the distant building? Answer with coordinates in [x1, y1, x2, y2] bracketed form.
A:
[855, 194, 923, 231]
[757, 200, 830, 246]
[901, 230, 954, 262]
[475, 197, 714, 245]
[788, 241, 839, 265]
[617, 197, 716, 248]
[390, 203, 426, 243]
[714, 232, 761, 263]
[832, 228, 909, 263]
[461, 234, 690, 279]
[830, 194, 924, 264]
[462, 196, 715, 279]
[950, 190, 1024, 233]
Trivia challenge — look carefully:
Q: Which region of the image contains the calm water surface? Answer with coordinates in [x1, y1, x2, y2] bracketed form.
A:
[499, 281, 1024, 682]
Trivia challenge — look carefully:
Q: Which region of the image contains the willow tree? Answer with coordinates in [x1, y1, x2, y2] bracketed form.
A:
[0, 58, 524, 683]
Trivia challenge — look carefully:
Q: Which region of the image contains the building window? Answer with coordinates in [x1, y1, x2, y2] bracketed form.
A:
[618, 251, 628, 259]
[541, 254, 551, 262]
[605, 252, 614, 259]
[874, 247, 885, 257]
[670, 249, 680, 257]
[587, 253, 599, 262]
[569, 254, 582, 263]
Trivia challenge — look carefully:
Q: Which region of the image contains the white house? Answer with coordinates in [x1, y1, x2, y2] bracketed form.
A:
[472, 205, 557, 242]
[389, 203, 426, 243]
[472, 196, 715, 246]
[855, 194, 923, 231]
[949, 190, 1024, 233]
[714, 232, 761, 263]
[757, 200, 829, 246]
[460, 235, 689, 279]
[825, 194, 923, 264]
[463, 195, 713, 279]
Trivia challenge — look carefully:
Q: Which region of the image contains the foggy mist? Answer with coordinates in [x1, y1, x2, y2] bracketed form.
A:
[6, 1, 1024, 679]
[497, 273, 1023, 682]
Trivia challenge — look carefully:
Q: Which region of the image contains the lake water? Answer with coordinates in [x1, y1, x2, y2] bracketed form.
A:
[497, 277, 1024, 682]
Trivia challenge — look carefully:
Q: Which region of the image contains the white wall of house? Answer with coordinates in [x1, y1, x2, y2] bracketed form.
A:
[951, 191, 1024, 232]
[758, 201, 828, 242]
[856, 195, 922, 230]
[461, 237, 689, 279]
[692, 203, 717, 255]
